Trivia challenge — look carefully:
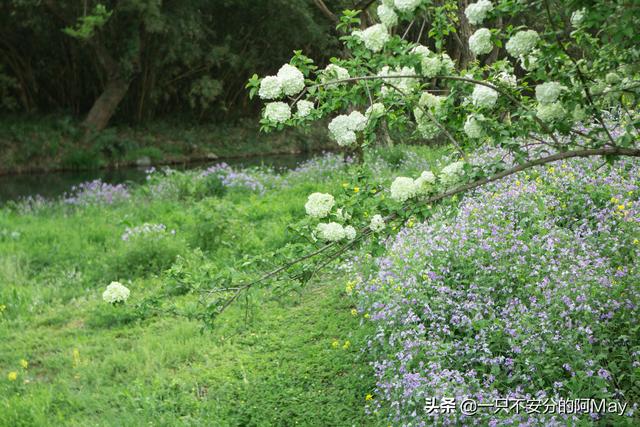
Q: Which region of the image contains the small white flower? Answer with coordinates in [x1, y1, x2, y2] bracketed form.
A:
[344, 225, 357, 240]
[506, 30, 539, 58]
[263, 102, 291, 123]
[316, 222, 346, 242]
[355, 24, 390, 53]
[377, 4, 398, 27]
[390, 177, 418, 202]
[536, 102, 565, 123]
[471, 84, 498, 108]
[571, 8, 586, 27]
[440, 161, 465, 187]
[464, 114, 484, 139]
[369, 214, 386, 232]
[258, 76, 282, 100]
[328, 111, 368, 146]
[535, 82, 566, 104]
[296, 100, 314, 118]
[394, 0, 422, 13]
[277, 64, 305, 96]
[465, 0, 493, 25]
[102, 281, 130, 304]
[305, 193, 335, 218]
[469, 28, 493, 56]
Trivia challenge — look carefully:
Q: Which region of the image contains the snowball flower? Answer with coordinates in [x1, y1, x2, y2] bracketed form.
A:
[328, 112, 367, 147]
[263, 102, 291, 123]
[296, 100, 314, 118]
[414, 170, 436, 194]
[496, 71, 517, 87]
[440, 161, 465, 187]
[379, 66, 418, 95]
[535, 82, 565, 104]
[365, 103, 385, 121]
[321, 64, 350, 87]
[536, 102, 565, 123]
[258, 76, 282, 100]
[506, 30, 539, 58]
[277, 64, 305, 96]
[394, 0, 422, 13]
[369, 214, 385, 232]
[421, 56, 442, 78]
[102, 281, 130, 304]
[316, 222, 346, 242]
[390, 177, 417, 202]
[464, 114, 484, 139]
[465, 0, 493, 25]
[344, 225, 357, 240]
[571, 8, 586, 27]
[411, 45, 431, 58]
[355, 24, 390, 52]
[469, 28, 493, 55]
[377, 4, 398, 27]
[471, 84, 498, 108]
[305, 192, 335, 218]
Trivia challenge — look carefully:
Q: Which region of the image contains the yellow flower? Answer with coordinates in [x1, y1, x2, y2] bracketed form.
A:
[342, 340, 351, 350]
[7, 371, 17, 381]
[633, 239, 639, 245]
[353, 187, 360, 193]
[617, 204, 626, 211]
[342, 182, 348, 188]
[611, 197, 619, 204]
[407, 219, 415, 228]
[331, 340, 340, 349]
[515, 180, 521, 187]
[19, 359, 28, 369]
[365, 394, 373, 401]
[364, 313, 370, 319]
[547, 167, 555, 174]
[351, 308, 357, 316]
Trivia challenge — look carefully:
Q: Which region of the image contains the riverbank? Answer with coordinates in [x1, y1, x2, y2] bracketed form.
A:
[0, 116, 335, 176]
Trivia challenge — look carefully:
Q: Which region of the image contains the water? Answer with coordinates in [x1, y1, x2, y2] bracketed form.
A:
[0, 152, 314, 204]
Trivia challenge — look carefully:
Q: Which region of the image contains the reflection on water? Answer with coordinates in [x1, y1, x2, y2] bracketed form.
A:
[0, 152, 314, 204]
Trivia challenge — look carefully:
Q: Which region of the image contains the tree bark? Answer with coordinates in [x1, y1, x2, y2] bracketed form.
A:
[83, 77, 130, 131]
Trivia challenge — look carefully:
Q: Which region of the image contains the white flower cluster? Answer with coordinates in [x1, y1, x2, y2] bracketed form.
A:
[390, 177, 418, 202]
[378, 65, 418, 95]
[263, 102, 291, 123]
[102, 281, 130, 304]
[506, 30, 539, 58]
[535, 82, 565, 104]
[496, 71, 517, 87]
[464, 114, 485, 139]
[259, 64, 305, 100]
[414, 92, 446, 139]
[354, 24, 390, 53]
[369, 214, 386, 232]
[469, 28, 493, 56]
[394, 0, 422, 13]
[377, 4, 398, 27]
[464, 0, 493, 25]
[296, 100, 314, 118]
[316, 222, 356, 242]
[535, 81, 566, 123]
[121, 223, 168, 241]
[328, 111, 367, 146]
[365, 102, 386, 121]
[440, 161, 465, 187]
[471, 84, 498, 108]
[571, 8, 586, 27]
[390, 170, 436, 202]
[321, 64, 350, 87]
[413, 48, 455, 78]
[536, 102, 565, 123]
[305, 192, 335, 218]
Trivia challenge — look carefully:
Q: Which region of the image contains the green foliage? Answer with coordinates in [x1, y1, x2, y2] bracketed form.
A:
[62, 4, 112, 40]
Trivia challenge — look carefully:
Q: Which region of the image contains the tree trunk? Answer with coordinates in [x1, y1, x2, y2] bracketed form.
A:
[83, 77, 130, 131]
